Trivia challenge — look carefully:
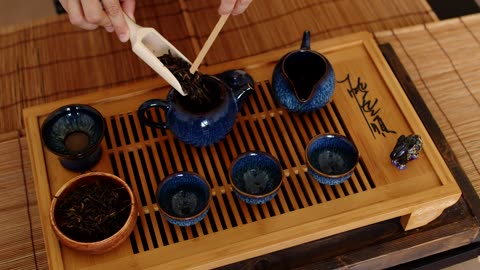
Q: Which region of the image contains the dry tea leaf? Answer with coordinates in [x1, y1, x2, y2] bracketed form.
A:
[55, 180, 131, 242]
[159, 52, 222, 112]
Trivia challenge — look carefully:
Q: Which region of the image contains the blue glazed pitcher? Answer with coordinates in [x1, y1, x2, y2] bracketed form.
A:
[138, 70, 254, 147]
[272, 31, 335, 113]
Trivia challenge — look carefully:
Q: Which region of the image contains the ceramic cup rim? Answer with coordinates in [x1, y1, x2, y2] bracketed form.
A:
[156, 171, 212, 221]
[41, 104, 106, 158]
[306, 133, 359, 178]
[49, 172, 138, 253]
[229, 151, 284, 198]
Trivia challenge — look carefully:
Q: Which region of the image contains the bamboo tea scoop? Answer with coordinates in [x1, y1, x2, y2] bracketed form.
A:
[123, 13, 191, 96]
[189, 14, 230, 74]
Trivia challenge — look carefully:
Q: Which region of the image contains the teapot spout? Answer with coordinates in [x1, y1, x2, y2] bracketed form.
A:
[216, 70, 254, 108]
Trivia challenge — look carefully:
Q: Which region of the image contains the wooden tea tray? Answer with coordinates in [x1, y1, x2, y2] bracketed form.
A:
[24, 32, 461, 270]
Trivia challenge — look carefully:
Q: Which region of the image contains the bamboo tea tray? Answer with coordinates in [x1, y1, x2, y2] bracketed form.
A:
[24, 32, 461, 270]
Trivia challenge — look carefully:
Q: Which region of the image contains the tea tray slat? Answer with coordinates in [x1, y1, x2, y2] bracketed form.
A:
[23, 32, 461, 270]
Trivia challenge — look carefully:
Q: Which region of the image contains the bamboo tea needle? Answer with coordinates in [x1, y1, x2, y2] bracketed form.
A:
[189, 14, 230, 74]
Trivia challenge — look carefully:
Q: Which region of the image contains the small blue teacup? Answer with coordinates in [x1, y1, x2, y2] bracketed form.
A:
[156, 172, 212, 227]
[41, 104, 105, 172]
[230, 151, 283, 204]
[306, 133, 359, 185]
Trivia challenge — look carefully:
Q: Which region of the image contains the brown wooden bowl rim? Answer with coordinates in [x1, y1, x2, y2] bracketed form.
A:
[49, 172, 138, 253]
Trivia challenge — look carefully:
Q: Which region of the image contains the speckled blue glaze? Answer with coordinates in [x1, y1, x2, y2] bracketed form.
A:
[59, 147, 102, 172]
[156, 172, 211, 227]
[41, 104, 105, 172]
[306, 134, 359, 185]
[138, 70, 254, 147]
[272, 31, 335, 113]
[230, 151, 283, 204]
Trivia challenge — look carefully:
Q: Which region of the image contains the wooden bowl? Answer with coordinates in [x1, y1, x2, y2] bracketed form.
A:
[50, 172, 137, 254]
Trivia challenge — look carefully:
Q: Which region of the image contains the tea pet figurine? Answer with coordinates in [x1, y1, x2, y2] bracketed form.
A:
[272, 30, 335, 113]
[390, 134, 423, 170]
[138, 70, 254, 147]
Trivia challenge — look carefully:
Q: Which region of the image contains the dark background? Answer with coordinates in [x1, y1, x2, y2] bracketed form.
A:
[427, 0, 479, 19]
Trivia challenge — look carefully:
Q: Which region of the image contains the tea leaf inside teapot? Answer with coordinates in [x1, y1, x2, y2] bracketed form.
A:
[158, 51, 223, 112]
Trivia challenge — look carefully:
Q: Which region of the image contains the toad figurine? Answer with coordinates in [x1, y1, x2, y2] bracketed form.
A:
[390, 134, 423, 170]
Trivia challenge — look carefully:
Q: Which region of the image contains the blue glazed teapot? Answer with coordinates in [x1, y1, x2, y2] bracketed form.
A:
[272, 31, 335, 113]
[138, 70, 254, 147]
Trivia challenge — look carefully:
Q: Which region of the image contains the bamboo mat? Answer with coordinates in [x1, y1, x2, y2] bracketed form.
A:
[0, 132, 47, 270]
[374, 14, 480, 197]
[0, 0, 436, 134]
[0, 1, 450, 269]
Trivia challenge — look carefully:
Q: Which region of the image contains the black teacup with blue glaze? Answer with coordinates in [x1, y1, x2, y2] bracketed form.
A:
[272, 30, 335, 113]
[230, 151, 283, 204]
[41, 104, 105, 172]
[156, 172, 212, 227]
[306, 133, 359, 185]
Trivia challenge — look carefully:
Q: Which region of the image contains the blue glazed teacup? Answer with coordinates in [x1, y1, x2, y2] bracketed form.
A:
[41, 104, 105, 172]
[272, 30, 335, 113]
[138, 70, 254, 147]
[156, 172, 212, 227]
[306, 134, 359, 185]
[230, 151, 283, 204]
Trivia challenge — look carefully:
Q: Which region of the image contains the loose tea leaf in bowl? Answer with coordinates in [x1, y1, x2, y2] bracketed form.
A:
[54, 180, 132, 242]
[158, 51, 223, 113]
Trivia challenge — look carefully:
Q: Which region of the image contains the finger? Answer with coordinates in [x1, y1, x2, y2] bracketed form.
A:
[121, 0, 136, 21]
[81, 0, 112, 28]
[58, 0, 67, 10]
[67, 0, 99, 30]
[218, 0, 236, 15]
[231, 0, 252, 15]
[101, 0, 129, 42]
[104, 25, 115, 32]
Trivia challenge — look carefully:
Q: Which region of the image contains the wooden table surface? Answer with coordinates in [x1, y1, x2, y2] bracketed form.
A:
[1, 2, 479, 269]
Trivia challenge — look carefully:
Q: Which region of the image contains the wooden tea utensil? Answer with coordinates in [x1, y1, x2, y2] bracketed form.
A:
[189, 15, 230, 74]
[123, 13, 191, 96]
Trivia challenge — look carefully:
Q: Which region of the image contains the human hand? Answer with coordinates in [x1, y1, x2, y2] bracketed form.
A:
[59, 0, 136, 42]
[218, 0, 253, 15]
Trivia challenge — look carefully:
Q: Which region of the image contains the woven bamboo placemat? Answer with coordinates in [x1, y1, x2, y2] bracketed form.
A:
[0, 133, 47, 270]
[374, 13, 480, 198]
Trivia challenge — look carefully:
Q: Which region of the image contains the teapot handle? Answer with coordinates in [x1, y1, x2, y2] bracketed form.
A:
[137, 99, 169, 129]
[301, 30, 311, 50]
